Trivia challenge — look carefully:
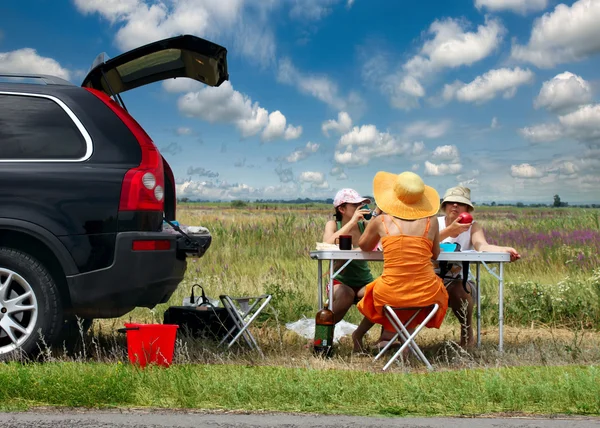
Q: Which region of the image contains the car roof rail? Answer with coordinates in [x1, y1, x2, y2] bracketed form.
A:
[0, 73, 74, 86]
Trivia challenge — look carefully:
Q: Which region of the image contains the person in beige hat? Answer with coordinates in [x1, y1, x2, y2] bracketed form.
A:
[437, 186, 520, 348]
[352, 171, 449, 353]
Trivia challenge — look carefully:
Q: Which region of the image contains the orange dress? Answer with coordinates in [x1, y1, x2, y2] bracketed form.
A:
[357, 216, 449, 331]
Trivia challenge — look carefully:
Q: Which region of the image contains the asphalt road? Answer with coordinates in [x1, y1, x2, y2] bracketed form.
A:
[0, 410, 599, 428]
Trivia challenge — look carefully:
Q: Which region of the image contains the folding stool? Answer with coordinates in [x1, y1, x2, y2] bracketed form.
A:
[218, 294, 272, 357]
[374, 304, 439, 371]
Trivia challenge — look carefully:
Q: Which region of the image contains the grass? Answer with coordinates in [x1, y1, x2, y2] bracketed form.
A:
[0, 362, 598, 416]
[2, 204, 600, 416]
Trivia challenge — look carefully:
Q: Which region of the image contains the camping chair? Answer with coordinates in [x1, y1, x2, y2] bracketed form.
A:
[218, 294, 272, 358]
[374, 304, 439, 371]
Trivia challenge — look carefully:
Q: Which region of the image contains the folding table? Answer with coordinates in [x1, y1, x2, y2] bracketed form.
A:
[309, 250, 511, 351]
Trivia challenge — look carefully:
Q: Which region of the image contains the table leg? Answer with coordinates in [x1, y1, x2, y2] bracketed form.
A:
[499, 262, 504, 352]
[317, 259, 323, 310]
[329, 259, 334, 312]
[476, 262, 481, 348]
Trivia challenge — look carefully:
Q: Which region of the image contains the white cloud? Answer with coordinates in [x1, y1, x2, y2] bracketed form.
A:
[404, 120, 451, 139]
[330, 166, 348, 180]
[431, 145, 460, 162]
[411, 141, 426, 156]
[284, 142, 320, 163]
[289, 0, 340, 21]
[298, 171, 329, 189]
[277, 58, 361, 111]
[372, 17, 505, 111]
[404, 17, 505, 79]
[73, 0, 277, 65]
[491, 117, 499, 129]
[262, 111, 303, 142]
[299, 171, 325, 183]
[424, 161, 463, 176]
[520, 103, 600, 144]
[534, 72, 592, 113]
[558, 104, 600, 142]
[475, 0, 548, 14]
[443, 67, 534, 104]
[518, 123, 563, 143]
[177, 81, 300, 141]
[335, 125, 424, 166]
[510, 163, 545, 178]
[511, 0, 600, 68]
[0, 48, 71, 81]
[176, 179, 304, 200]
[163, 78, 203, 93]
[176, 127, 193, 136]
[322, 111, 353, 136]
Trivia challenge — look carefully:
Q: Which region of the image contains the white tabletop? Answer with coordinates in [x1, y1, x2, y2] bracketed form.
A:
[309, 250, 511, 262]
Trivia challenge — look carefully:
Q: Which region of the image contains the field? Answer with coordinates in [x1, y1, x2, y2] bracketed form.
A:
[97, 203, 600, 369]
[3, 204, 600, 415]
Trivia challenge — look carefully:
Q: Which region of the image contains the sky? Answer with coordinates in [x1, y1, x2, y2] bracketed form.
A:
[2, 0, 600, 204]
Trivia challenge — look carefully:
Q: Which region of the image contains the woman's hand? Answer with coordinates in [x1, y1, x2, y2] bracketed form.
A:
[503, 246, 521, 262]
[351, 208, 371, 224]
[445, 217, 472, 238]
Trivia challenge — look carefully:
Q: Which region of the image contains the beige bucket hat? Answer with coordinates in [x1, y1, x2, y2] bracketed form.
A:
[441, 186, 474, 211]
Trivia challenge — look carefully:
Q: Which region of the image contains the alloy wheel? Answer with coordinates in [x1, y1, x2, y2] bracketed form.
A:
[0, 268, 38, 354]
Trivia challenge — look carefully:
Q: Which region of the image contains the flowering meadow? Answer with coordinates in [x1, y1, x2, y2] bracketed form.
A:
[165, 204, 600, 330]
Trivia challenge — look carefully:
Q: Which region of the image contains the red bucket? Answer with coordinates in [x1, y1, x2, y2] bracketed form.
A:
[123, 323, 179, 368]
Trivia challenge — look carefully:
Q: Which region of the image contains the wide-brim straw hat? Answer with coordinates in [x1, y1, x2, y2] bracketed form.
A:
[373, 171, 440, 220]
[441, 186, 474, 211]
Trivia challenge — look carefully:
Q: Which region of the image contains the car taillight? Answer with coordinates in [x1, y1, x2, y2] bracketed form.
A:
[84, 88, 165, 212]
[132, 240, 171, 251]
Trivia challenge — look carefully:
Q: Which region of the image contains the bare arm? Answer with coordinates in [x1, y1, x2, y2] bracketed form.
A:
[322, 209, 370, 244]
[470, 222, 521, 262]
[439, 216, 471, 240]
[358, 217, 382, 251]
[430, 216, 440, 260]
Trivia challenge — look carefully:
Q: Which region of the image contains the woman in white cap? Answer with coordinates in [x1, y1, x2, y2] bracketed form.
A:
[438, 186, 520, 348]
[322, 188, 375, 323]
[352, 171, 449, 353]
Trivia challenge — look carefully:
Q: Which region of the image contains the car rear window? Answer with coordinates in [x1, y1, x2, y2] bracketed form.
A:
[0, 93, 88, 160]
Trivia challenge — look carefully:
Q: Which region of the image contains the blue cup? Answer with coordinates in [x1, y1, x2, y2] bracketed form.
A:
[440, 242, 459, 252]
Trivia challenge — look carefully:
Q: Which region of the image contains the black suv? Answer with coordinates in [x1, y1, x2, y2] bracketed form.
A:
[0, 35, 227, 359]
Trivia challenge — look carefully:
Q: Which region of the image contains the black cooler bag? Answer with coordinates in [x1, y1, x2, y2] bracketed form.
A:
[163, 304, 235, 341]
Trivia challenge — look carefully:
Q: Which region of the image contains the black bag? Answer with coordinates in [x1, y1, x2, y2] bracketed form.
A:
[163, 285, 234, 341]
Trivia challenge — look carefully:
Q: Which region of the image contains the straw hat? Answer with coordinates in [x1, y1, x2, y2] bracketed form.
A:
[441, 186, 474, 211]
[372, 171, 440, 220]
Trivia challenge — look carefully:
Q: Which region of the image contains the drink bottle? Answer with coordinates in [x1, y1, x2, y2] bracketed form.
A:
[313, 302, 334, 357]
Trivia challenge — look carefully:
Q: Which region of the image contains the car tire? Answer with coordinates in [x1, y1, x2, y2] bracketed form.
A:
[0, 247, 63, 361]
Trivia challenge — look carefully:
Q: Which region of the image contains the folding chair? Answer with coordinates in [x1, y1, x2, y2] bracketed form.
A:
[374, 304, 439, 371]
[218, 294, 272, 357]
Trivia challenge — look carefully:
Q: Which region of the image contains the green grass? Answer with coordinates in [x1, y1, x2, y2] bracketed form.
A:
[0, 362, 598, 416]
[4, 205, 599, 417]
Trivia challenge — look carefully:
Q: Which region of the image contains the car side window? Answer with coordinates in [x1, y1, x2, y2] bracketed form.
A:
[0, 94, 87, 160]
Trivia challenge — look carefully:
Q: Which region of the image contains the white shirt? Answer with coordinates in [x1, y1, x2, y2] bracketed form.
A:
[435, 215, 474, 280]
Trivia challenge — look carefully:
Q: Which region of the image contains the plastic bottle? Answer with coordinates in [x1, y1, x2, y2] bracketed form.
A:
[313, 302, 335, 357]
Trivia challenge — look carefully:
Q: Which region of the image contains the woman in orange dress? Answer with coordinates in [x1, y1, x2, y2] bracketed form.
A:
[352, 171, 449, 352]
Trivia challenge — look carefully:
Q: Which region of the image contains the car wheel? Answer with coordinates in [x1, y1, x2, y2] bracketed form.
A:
[0, 247, 63, 361]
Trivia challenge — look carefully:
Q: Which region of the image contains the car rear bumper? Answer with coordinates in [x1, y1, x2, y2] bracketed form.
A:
[66, 231, 187, 318]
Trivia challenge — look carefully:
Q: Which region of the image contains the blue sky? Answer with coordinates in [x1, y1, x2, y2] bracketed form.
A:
[2, 0, 600, 204]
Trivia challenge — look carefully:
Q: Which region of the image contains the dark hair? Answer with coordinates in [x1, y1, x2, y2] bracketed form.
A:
[334, 205, 344, 222]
